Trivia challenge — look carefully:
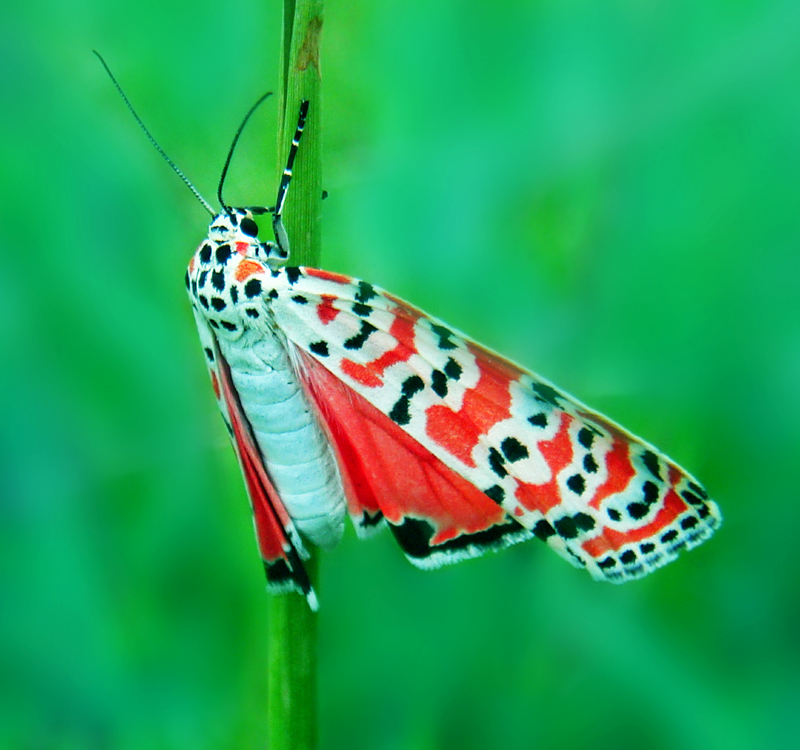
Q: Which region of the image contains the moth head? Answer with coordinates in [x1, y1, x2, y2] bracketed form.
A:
[207, 207, 288, 268]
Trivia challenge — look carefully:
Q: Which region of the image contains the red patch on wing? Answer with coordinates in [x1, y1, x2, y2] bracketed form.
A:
[513, 413, 575, 514]
[582, 487, 689, 557]
[425, 343, 516, 467]
[305, 267, 353, 284]
[316, 294, 339, 325]
[339, 314, 418, 389]
[588, 435, 636, 510]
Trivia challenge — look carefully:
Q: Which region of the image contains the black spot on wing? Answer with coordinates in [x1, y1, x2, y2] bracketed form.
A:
[401, 375, 424, 396]
[389, 376, 424, 425]
[641, 450, 662, 480]
[484, 485, 505, 503]
[352, 302, 372, 317]
[681, 489, 705, 506]
[488, 448, 508, 478]
[443, 357, 462, 380]
[355, 281, 377, 303]
[681, 515, 699, 531]
[553, 512, 595, 540]
[430, 369, 448, 398]
[500, 437, 528, 462]
[344, 320, 378, 350]
[532, 381, 564, 408]
[309, 341, 329, 357]
[533, 519, 556, 541]
[687, 481, 708, 499]
[430, 323, 457, 350]
[566, 474, 585, 495]
[626, 480, 661, 521]
[285, 267, 302, 285]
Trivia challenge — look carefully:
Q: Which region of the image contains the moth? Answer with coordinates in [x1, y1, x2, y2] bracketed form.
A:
[99, 55, 720, 610]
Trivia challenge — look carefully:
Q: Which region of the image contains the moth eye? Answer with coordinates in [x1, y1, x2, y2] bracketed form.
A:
[241, 217, 259, 237]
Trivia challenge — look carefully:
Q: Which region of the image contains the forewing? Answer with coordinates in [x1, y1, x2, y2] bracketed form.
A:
[274, 268, 721, 581]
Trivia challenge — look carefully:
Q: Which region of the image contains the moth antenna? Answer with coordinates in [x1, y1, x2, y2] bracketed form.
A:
[217, 91, 273, 214]
[271, 99, 310, 258]
[94, 51, 215, 216]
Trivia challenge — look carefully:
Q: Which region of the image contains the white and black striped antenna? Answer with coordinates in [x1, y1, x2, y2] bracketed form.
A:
[270, 100, 310, 256]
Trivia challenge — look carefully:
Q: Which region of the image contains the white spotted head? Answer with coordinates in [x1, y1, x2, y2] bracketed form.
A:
[207, 208, 289, 268]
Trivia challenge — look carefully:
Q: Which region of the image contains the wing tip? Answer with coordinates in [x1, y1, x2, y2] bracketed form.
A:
[586, 501, 722, 583]
[265, 557, 320, 611]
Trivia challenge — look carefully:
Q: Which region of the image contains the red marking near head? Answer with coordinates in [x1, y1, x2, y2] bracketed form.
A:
[235, 259, 265, 282]
[188, 256, 196, 273]
[236, 242, 250, 255]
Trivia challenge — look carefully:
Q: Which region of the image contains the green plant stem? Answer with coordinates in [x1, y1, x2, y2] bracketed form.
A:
[266, 552, 318, 750]
[266, 1, 324, 749]
[277, 0, 324, 268]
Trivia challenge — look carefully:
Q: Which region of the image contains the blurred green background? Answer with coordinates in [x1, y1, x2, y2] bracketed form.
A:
[2, 0, 799, 748]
